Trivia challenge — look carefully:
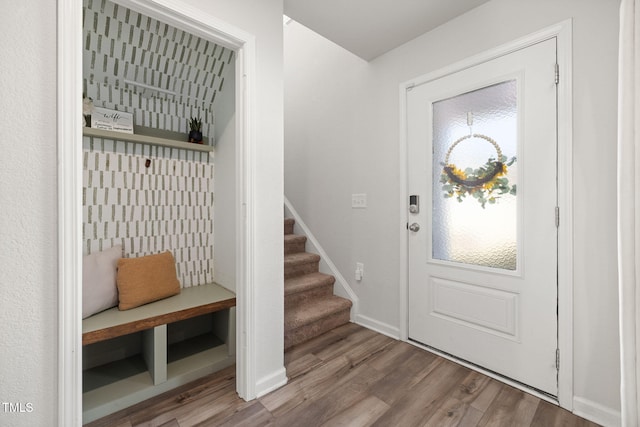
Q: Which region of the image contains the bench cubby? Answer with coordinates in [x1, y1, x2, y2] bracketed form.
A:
[82, 282, 236, 423]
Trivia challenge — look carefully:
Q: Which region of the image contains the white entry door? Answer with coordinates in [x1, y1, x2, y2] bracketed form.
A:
[407, 38, 558, 395]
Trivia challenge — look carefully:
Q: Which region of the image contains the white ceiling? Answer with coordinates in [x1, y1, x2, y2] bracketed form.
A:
[283, 0, 491, 61]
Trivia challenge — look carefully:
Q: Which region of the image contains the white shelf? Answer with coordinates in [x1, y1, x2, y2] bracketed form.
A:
[83, 127, 214, 153]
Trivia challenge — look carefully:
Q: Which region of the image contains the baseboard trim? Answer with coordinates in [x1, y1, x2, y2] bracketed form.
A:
[355, 314, 400, 340]
[573, 396, 621, 427]
[255, 367, 288, 398]
[284, 197, 360, 319]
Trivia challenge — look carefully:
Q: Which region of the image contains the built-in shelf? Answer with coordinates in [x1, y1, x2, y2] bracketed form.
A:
[82, 284, 235, 423]
[83, 127, 214, 153]
[83, 343, 232, 423]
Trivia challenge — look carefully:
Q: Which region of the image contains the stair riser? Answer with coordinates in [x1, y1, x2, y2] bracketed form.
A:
[285, 309, 351, 349]
[284, 240, 306, 255]
[285, 284, 334, 309]
[285, 260, 319, 279]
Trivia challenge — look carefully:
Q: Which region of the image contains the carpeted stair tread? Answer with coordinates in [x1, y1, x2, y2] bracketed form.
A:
[284, 252, 320, 279]
[284, 234, 307, 254]
[285, 308, 351, 350]
[284, 234, 306, 244]
[284, 295, 352, 331]
[284, 218, 295, 235]
[285, 252, 321, 279]
[285, 272, 335, 296]
[284, 252, 321, 267]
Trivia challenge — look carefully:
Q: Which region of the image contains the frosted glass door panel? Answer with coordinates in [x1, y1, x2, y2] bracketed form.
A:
[432, 80, 518, 270]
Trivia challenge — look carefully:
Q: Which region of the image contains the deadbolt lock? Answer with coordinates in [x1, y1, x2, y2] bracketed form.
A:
[409, 195, 419, 213]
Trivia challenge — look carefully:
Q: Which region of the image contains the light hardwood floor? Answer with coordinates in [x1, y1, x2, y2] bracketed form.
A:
[85, 323, 600, 427]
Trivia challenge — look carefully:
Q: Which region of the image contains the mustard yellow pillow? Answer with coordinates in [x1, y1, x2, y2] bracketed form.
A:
[116, 251, 181, 310]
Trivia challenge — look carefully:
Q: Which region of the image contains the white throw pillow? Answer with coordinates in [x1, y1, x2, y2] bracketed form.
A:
[82, 245, 122, 319]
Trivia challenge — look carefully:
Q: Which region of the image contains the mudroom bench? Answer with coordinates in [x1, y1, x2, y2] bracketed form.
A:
[82, 282, 236, 423]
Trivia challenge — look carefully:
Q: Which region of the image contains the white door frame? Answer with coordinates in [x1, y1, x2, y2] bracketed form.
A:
[398, 20, 573, 409]
[57, 0, 257, 424]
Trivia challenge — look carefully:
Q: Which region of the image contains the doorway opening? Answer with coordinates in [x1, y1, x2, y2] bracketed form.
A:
[58, 0, 257, 424]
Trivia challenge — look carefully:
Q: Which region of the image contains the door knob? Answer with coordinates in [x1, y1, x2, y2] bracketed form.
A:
[409, 223, 420, 232]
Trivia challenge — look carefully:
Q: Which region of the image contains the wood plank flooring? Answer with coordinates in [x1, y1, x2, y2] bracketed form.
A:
[85, 323, 600, 427]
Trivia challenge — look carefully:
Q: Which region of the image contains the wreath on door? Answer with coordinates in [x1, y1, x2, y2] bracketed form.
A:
[440, 134, 517, 208]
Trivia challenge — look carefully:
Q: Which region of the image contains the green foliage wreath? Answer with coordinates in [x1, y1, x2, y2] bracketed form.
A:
[440, 134, 517, 208]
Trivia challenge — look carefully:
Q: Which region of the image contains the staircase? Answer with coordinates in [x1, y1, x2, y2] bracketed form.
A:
[284, 218, 352, 349]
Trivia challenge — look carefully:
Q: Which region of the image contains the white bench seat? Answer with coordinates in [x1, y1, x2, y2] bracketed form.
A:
[83, 282, 236, 345]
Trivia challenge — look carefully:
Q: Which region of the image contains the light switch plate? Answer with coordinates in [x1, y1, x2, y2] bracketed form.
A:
[355, 262, 364, 281]
[352, 193, 367, 208]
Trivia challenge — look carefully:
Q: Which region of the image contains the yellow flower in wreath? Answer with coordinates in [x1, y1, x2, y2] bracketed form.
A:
[440, 134, 517, 208]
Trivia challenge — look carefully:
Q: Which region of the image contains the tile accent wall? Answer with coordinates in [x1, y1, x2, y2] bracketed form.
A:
[83, 0, 234, 140]
[81, 0, 233, 288]
[83, 137, 214, 288]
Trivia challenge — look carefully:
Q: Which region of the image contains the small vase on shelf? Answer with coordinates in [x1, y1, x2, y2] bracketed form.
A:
[188, 130, 203, 144]
[188, 117, 203, 144]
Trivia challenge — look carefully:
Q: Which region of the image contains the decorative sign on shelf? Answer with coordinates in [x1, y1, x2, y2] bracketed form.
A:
[91, 107, 134, 134]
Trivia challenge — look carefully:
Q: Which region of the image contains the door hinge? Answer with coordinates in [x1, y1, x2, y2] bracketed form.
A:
[556, 348, 560, 370]
[555, 206, 560, 228]
[554, 63, 560, 85]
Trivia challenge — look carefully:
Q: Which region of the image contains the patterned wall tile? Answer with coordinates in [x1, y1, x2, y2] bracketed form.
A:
[83, 136, 214, 288]
[83, 0, 234, 140]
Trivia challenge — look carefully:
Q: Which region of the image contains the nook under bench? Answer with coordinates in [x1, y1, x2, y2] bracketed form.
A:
[82, 283, 236, 424]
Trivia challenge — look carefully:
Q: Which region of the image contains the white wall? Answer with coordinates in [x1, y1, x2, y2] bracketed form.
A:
[0, 0, 58, 425]
[192, 0, 286, 396]
[0, 0, 284, 425]
[284, 0, 621, 423]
